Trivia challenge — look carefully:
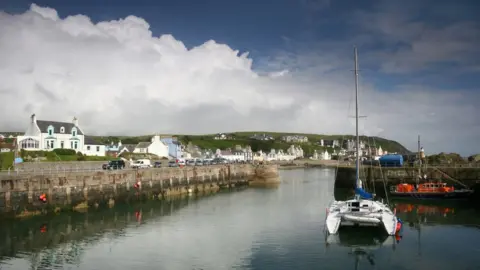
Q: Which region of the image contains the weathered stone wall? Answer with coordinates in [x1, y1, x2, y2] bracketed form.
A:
[0, 164, 265, 218]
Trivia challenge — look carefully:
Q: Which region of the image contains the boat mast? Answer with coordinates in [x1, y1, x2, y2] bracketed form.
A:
[417, 135, 421, 184]
[354, 47, 360, 187]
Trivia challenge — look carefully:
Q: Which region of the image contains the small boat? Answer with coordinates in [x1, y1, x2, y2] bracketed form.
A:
[390, 182, 473, 199]
[390, 136, 474, 200]
[325, 47, 401, 236]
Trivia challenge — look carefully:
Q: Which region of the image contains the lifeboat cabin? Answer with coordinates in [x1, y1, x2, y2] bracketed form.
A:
[394, 182, 454, 193]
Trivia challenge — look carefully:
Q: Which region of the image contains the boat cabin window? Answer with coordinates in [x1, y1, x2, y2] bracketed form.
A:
[350, 202, 360, 207]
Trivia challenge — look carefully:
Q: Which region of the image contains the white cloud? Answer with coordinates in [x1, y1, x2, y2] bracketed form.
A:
[0, 4, 479, 155]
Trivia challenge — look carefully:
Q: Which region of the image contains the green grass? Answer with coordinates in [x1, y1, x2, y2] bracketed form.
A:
[88, 131, 410, 154]
[0, 152, 14, 170]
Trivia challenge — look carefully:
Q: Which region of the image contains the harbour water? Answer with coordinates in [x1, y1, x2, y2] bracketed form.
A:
[0, 168, 479, 270]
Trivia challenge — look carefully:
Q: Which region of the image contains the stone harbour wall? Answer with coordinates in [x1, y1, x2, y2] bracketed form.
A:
[0, 164, 277, 218]
[335, 166, 480, 189]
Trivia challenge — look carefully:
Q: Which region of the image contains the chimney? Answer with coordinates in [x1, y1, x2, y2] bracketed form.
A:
[73, 117, 78, 127]
[31, 113, 36, 124]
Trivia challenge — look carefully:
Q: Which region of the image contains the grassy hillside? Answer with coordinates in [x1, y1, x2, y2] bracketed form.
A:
[90, 131, 410, 156]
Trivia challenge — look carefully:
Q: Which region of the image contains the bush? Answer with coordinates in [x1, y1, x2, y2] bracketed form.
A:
[53, 149, 76, 155]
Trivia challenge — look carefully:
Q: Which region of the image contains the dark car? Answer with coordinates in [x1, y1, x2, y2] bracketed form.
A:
[154, 161, 162, 168]
[102, 160, 125, 170]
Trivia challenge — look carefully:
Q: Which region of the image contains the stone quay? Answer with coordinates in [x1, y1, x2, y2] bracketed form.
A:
[0, 164, 279, 219]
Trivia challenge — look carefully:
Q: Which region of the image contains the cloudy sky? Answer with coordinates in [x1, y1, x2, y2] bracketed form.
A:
[0, 0, 479, 155]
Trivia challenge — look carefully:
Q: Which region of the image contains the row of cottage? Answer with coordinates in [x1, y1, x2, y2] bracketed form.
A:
[6, 114, 387, 161]
[6, 115, 309, 161]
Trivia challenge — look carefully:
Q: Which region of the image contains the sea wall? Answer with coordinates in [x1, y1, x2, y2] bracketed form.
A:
[0, 164, 275, 218]
[335, 166, 480, 189]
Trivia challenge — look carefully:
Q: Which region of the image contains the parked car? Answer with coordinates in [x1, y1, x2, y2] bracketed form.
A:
[102, 160, 125, 170]
[154, 161, 162, 168]
[212, 158, 228, 164]
[195, 159, 203, 166]
[168, 160, 178, 167]
[203, 159, 211, 166]
[176, 158, 186, 166]
[186, 159, 196, 166]
[131, 159, 152, 169]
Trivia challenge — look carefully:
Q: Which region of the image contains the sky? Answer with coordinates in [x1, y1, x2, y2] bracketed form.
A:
[0, 0, 479, 155]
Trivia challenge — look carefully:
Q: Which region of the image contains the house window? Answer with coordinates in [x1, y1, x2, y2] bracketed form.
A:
[20, 138, 39, 149]
[60, 127, 65, 133]
[72, 128, 77, 137]
[61, 141, 64, 148]
[47, 125, 54, 136]
[46, 140, 54, 149]
[87, 146, 91, 150]
[96, 146, 100, 152]
[74, 141, 78, 149]
[70, 141, 73, 149]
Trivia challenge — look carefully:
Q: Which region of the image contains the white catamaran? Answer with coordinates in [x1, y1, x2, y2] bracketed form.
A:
[325, 47, 401, 236]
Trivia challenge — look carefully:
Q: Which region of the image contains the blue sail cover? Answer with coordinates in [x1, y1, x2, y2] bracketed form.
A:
[355, 188, 374, 199]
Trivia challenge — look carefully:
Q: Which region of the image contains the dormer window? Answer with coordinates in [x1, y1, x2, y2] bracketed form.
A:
[72, 127, 77, 137]
[60, 127, 65, 133]
[47, 125, 54, 136]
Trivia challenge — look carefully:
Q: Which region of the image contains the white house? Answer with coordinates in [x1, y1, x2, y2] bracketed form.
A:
[133, 135, 169, 158]
[266, 149, 296, 161]
[215, 149, 245, 161]
[287, 145, 304, 158]
[214, 133, 232, 140]
[281, 135, 308, 143]
[17, 114, 85, 153]
[320, 150, 331, 160]
[83, 136, 106, 157]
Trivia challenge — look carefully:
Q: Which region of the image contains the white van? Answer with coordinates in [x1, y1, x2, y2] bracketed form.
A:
[131, 159, 152, 169]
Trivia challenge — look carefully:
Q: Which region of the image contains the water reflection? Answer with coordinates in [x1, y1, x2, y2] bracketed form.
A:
[0, 169, 479, 270]
[0, 195, 196, 269]
[392, 200, 480, 226]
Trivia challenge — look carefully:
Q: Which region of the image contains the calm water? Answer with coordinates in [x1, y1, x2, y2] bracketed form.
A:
[1, 168, 480, 270]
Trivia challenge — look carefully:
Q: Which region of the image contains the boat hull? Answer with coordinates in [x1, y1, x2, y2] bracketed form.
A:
[390, 189, 473, 200]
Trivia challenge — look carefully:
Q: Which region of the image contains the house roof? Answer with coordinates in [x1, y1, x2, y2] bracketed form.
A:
[135, 142, 152, 149]
[36, 120, 84, 135]
[119, 144, 136, 152]
[84, 136, 102, 145]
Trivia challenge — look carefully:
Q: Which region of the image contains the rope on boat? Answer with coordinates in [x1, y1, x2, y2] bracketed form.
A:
[372, 136, 390, 205]
[431, 167, 469, 189]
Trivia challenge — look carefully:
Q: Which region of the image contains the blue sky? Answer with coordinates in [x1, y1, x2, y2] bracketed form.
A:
[3, 0, 477, 82]
[2, 0, 478, 90]
[0, 0, 479, 154]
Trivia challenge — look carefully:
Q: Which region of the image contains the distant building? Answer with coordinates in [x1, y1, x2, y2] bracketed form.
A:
[281, 135, 308, 143]
[250, 133, 274, 141]
[214, 133, 234, 140]
[161, 137, 184, 158]
[133, 135, 169, 158]
[83, 136, 106, 157]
